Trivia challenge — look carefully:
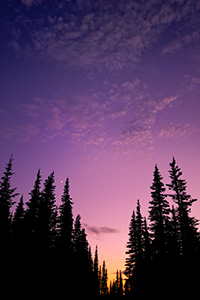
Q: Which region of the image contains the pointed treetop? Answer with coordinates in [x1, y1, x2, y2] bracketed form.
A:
[61, 177, 73, 205]
[0, 155, 18, 207]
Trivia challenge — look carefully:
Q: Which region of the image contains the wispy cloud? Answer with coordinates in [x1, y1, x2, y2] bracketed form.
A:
[157, 123, 197, 140]
[83, 223, 119, 237]
[0, 79, 182, 161]
[181, 74, 200, 91]
[112, 94, 179, 155]
[21, 0, 42, 6]
[162, 27, 200, 56]
[7, 0, 200, 72]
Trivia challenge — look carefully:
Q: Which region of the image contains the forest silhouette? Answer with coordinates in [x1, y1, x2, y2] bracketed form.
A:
[0, 156, 199, 299]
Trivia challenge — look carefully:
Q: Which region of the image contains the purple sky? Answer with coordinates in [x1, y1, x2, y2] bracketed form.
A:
[1, 0, 200, 280]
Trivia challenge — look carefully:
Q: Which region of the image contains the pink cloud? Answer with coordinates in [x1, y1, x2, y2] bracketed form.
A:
[83, 224, 119, 237]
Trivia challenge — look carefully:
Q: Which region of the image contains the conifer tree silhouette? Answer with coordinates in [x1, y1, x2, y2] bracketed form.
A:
[24, 169, 42, 254]
[73, 214, 94, 297]
[110, 269, 124, 297]
[149, 164, 170, 259]
[135, 199, 143, 263]
[118, 270, 123, 296]
[116, 269, 119, 293]
[166, 157, 200, 298]
[94, 245, 100, 296]
[0, 156, 18, 254]
[37, 172, 56, 254]
[125, 210, 136, 294]
[1, 156, 199, 299]
[58, 178, 73, 255]
[101, 260, 108, 295]
[167, 157, 199, 260]
[73, 214, 82, 255]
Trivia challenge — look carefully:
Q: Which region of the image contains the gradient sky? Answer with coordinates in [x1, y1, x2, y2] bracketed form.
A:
[1, 0, 200, 281]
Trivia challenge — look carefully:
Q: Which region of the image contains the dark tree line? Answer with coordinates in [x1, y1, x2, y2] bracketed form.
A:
[125, 158, 200, 299]
[0, 156, 109, 299]
[1, 156, 200, 299]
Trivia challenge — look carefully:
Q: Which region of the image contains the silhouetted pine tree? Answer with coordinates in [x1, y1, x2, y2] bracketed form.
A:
[149, 164, 170, 259]
[0, 156, 18, 254]
[88, 245, 93, 271]
[135, 199, 143, 262]
[125, 201, 146, 296]
[58, 178, 73, 255]
[80, 227, 90, 266]
[118, 270, 123, 296]
[125, 210, 136, 294]
[101, 260, 108, 295]
[37, 172, 57, 254]
[94, 245, 100, 296]
[166, 158, 200, 298]
[0, 157, 19, 299]
[73, 215, 93, 297]
[148, 165, 172, 297]
[99, 265, 102, 291]
[73, 214, 82, 253]
[134, 200, 149, 297]
[116, 269, 119, 293]
[167, 157, 199, 260]
[110, 269, 123, 297]
[24, 169, 42, 253]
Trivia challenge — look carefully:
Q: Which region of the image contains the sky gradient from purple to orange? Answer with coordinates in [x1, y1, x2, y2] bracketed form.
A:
[1, 0, 200, 281]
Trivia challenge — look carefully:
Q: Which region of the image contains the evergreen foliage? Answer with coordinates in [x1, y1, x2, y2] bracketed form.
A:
[0, 156, 199, 299]
[110, 270, 124, 297]
[94, 245, 100, 296]
[149, 164, 170, 258]
[125, 158, 200, 299]
[24, 169, 42, 254]
[37, 172, 57, 253]
[101, 260, 108, 295]
[58, 178, 73, 254]
[167, 157, 199, 259]
[0, 156, 18, 252]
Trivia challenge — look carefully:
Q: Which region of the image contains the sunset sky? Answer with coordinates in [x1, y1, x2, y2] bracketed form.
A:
[1, 0, 200, 281]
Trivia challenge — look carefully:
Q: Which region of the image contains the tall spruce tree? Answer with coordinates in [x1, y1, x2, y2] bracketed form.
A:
[135, 199, 143, 263]
[101, 260, 108, 295]
[125, 210, 136, 281]
[167, 157, 199, 259]
[73, 215, 93, 297]
[115, 269, 119, 293]
[166, 158, 200, 298]
[0, 156, 18, 252]
[149, 164, 170, 258]
[94, 245, 100, 295]
[125, 200, 145, 296]
[24, 169, 42, 252]
[58, 178, 73, 255]
[37, 172, 57, 253]
[73, 214, 82, 255]
[118, 270, 123, 296]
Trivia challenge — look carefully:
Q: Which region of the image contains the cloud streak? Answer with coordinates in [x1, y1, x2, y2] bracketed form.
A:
[157, 123, 197, 140]
[83, 224, 119, 237]
[0, 78, 182, 160]
[7, 0, 200, 72]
